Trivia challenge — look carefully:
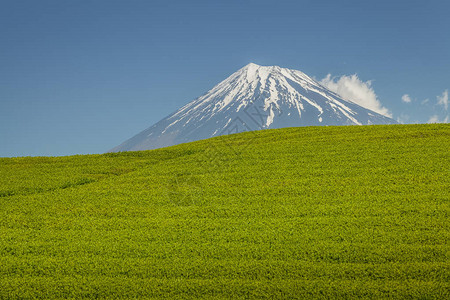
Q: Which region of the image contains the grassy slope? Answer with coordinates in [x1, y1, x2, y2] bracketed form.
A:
[0, 124, 449, 299]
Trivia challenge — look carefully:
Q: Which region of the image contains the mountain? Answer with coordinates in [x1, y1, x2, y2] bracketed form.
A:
[110, 63, 396, 152]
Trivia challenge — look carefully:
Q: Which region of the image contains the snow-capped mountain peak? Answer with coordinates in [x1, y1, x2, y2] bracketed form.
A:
[110, 63, 396, 152]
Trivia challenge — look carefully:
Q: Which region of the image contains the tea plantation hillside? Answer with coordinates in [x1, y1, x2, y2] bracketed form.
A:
[1, 124, 449, 299]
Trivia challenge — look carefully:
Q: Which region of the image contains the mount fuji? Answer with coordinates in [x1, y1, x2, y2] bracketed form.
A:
[110, 63, 396, 152]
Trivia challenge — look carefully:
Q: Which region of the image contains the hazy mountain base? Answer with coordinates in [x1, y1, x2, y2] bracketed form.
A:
[1, 124, 449, 299]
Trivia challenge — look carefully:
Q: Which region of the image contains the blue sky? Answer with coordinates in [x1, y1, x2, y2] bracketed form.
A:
[1, 0, 449, 157]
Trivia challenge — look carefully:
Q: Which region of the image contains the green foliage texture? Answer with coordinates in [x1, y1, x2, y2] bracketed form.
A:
[0, 124, 449, 299]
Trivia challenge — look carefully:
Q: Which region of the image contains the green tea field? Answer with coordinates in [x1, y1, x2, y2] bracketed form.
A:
[1, 124, 449, 299]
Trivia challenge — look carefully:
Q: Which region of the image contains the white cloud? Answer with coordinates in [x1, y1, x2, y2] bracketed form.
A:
[320, 74, 392, 117]
[437, 89, 448, 110]
[428, 115, 440, 123]
[396, 113, 410, 124]
[401, 94, 412, 103]
[428, 115, 449, 123]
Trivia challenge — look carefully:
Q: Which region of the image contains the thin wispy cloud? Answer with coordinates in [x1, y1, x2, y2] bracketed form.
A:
[319, 74, 392, 117]
[437, 89, 448, 110]
[401, 94, 412, 103]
